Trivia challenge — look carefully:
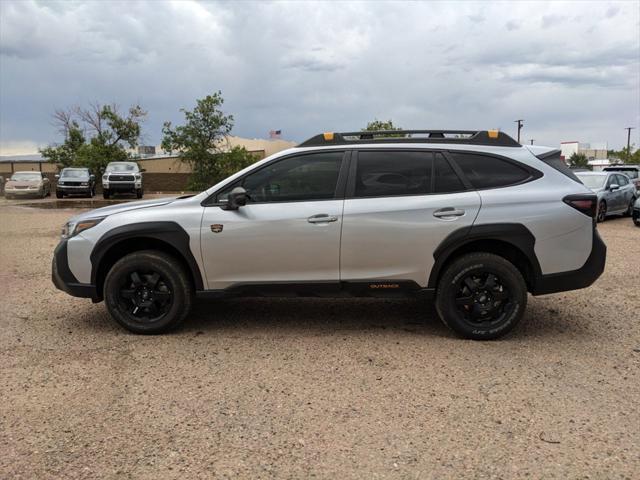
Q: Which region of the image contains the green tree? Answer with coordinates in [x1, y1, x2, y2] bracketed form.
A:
[40, 103, 146, 175]
[363, 119, 401, 131]
[161, 91, 257, 190]
[568, 152, 590, 169]
[608, 145, 640, 164]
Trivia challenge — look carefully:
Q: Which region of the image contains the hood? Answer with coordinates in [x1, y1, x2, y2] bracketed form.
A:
[70, 196, 178, 223]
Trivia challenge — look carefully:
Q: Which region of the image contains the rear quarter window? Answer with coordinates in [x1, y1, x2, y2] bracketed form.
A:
[449, 152, 533, 189]
[535, 150, 582, 183]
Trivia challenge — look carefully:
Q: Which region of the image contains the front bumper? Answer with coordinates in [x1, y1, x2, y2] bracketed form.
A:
[103, 181, 141, 191]
[532, 227, 606, 295]
[52, 240, 98, 299]
[5, 188, 41, 196]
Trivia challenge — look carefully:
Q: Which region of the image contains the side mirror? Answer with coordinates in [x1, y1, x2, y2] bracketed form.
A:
[55, 174, 60, 179]
[609, 183, 620, 191]
[140, 169, 146, 173]
[222, 187, 247, 210]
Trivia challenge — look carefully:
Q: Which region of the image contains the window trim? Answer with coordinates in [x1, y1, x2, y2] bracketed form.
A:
[201, 150, 350, 207]
[345, 148, 469, 200]
[444, 149, 543, 191]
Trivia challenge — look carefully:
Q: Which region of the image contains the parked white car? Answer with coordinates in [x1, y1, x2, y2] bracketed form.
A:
[53, 129, 606, 340]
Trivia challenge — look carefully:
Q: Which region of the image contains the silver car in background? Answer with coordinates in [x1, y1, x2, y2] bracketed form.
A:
[576, 171, 637, 222]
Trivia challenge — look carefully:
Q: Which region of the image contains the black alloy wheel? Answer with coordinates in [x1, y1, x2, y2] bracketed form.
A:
[104, 250, 192, 334]
[597, 200, 607, 223]
[454, 272, 512, 325]
[436, 252, 527, 340]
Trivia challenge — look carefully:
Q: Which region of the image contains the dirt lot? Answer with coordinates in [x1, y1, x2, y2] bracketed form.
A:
[1, 198, 638, 479]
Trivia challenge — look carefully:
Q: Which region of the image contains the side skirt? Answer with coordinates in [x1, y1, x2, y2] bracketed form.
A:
[196, 281, 435, 301]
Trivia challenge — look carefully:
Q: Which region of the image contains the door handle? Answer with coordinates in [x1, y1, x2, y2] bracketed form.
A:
[433, 208, 466, 218]
[307, 214, 338, 224]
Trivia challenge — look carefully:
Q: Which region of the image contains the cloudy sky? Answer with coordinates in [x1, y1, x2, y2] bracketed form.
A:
[1, 0, 639, 155]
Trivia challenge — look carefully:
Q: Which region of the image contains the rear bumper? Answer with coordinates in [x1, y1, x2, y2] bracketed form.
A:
[52, 240, 98, 299]
[532, 228, 606, 295]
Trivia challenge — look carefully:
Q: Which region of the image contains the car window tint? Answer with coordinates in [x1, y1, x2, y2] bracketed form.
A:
[355, 151, 431, 197]
[239, 152, 343, 203]
[450, 153, 531, 189]
[434, 154, 465, 193]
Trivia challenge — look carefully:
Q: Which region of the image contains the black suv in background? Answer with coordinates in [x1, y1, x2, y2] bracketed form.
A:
[55, 168, 96, 198]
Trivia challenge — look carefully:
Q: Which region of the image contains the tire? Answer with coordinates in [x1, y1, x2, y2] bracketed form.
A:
[56, 191, 64, 199]
[624, 198, 635, 217]
[435, 252, 527, 340]
[597, 200, 607, 223]
[103, 250, 193, 334]
[136, 188, 143, 199]
[103, 189, 110, 199]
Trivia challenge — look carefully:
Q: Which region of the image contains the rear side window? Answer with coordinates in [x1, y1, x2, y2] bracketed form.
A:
[450, 153, 532, 189]
[617, 174, 629, 186]
[434, 154, 465, 193]
[354, 151, 431, 197]
[536, 150, 582, 183]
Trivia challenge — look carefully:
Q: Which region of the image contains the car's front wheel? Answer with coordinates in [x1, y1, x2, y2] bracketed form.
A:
[103, 189, 110, 199]
[56, 191, 64, 199]
[103, 250, 193, 334]
[136, 188, 143, 199]
[435, 252, 527, 340]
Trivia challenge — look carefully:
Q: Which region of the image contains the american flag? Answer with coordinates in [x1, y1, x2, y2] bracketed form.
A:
[269, 129, 282, 139]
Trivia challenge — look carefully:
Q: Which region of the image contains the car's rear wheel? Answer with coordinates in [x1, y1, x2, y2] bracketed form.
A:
[103, 250, 193, 334]
[435, 253, 527, 340]
[597, 200, 607, 222]
[624, 197, 635, 217]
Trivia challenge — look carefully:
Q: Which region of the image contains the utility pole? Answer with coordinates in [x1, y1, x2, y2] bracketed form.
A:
[625, 127, 635, 160]
[514, 119, 524, 144]
[529, 139, 535, 145]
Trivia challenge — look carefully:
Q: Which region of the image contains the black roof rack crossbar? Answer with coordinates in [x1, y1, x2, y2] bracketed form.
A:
[298, 130, 520, 148]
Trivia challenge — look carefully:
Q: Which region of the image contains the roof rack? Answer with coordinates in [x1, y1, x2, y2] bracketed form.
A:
[298, 130, 520, 148]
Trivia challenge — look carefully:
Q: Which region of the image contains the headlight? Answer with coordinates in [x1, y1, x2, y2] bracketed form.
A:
[58, 181, 65, 185]
[29, 185, 39, 189]
[62, 217, 104, 239]
[80, 182, 89, 186]
[135, 174, 141, 179]
[102, 175, 108, 181]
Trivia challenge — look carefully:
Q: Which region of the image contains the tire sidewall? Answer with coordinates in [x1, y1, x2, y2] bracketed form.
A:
[436, 254, 527, 340]
[104, 252, 192, 334]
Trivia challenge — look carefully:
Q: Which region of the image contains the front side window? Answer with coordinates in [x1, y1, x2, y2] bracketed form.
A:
[218, 152, 343, 204]
[617, 174, 629, 185]
[354, 151, 431, 198]
[450, 153, 532, 189]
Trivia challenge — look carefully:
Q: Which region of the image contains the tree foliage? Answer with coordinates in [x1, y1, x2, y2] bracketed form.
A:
[363, 119, 401, 131]
[40, 103, 146, 175]
[608, 145, 640, 165]
[568, 152, 590, 169]
[161, 91, 258, 190]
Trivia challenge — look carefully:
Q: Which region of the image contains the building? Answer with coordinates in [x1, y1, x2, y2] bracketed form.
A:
[560, 141, 608, 162]
[0, 136, 296, 192]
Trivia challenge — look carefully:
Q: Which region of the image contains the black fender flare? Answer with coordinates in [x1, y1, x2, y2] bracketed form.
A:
[427, 223, 542, 289]
[90, 221, 204, 292]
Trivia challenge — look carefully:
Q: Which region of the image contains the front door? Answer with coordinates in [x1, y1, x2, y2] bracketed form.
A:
[340, 150, 481, 287]
[200, 151, 347, 290]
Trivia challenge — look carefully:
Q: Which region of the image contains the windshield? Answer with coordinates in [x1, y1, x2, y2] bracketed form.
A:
[61, 169, 89, 178]
[106, 163, 138, 172]
[10, 172, 41, 181]
[605, 168, 638, 179]
[576, 174, 606, 189]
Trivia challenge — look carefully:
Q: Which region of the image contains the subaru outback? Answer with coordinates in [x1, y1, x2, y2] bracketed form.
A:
[52, 130, 606, 340]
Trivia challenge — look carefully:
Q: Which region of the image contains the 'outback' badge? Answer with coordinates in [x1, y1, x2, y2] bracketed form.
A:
[210, 224, 224, 233]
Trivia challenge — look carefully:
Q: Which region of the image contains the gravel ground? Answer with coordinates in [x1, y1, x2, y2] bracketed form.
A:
[1, 199, 639, 479]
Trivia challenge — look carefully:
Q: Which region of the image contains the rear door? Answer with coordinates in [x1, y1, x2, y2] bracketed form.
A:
[340, 150, 481, 287]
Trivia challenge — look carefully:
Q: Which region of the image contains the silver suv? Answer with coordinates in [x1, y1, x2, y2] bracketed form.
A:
[52, 130, 606, 340]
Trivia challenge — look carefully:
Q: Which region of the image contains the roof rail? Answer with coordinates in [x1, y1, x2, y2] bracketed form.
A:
[298, 130, 520, 148]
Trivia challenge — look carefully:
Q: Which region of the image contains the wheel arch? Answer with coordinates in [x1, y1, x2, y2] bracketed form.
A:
[428, 223, 542, 292]
[90, 221, 204, 299]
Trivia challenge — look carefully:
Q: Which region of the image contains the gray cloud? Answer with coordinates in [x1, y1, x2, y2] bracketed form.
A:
[0, 0, 638, 153]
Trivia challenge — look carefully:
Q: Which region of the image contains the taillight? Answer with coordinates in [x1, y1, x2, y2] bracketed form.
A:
[563, 194, 598, 219]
